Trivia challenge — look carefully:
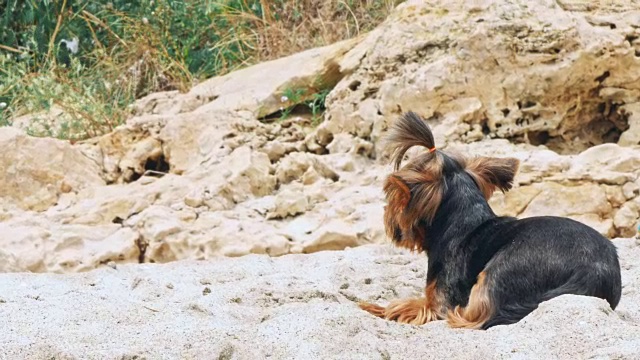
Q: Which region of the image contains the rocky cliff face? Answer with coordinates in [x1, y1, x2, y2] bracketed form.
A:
[2, 0, 640, 273]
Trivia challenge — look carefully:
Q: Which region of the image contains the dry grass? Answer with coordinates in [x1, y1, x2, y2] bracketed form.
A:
[215, 0, 401, 72]
[0, 0, 402, 140]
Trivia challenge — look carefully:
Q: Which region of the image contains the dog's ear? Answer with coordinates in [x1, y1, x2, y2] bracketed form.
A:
[383, 175, 411, 214]
[383, 175, 411, 244]
[383, 175, 423, 252]
[466, 157, 520, 199]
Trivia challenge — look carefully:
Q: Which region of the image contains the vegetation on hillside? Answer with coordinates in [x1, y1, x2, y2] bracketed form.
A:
[0, 0, 401, 141]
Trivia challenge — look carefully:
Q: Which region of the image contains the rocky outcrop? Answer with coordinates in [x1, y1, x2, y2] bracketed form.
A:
[1, 239, 639, 359]
[311, 0, 640, 156]
[3, 0, 640, 273]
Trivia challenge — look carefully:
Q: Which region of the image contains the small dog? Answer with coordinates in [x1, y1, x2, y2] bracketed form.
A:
[359, 111, 622, 329]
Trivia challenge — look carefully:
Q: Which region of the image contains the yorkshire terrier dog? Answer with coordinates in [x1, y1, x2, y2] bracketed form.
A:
[359, 111, 622, 329]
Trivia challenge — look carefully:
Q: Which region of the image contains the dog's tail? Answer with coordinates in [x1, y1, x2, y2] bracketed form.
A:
[385, 112, 437, 170]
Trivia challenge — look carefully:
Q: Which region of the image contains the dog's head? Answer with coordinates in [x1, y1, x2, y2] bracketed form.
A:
[382, 112, 520, 253]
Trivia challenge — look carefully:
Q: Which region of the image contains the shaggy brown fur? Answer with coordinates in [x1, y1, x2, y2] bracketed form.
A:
[447, 271, 494, 329]
[359, 281, 445, 325]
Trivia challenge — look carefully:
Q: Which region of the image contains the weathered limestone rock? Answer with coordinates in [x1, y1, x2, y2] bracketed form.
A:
[312, 0, 640, 156]
[275, 152, 339, 185]
[0, 219, 140, 273]
[614, 202, 639, 237]
[301, 219, 359, 254]
[0, 128, 105, 211]
[266, 187, 309, 220]
[131, 38, 358, 118]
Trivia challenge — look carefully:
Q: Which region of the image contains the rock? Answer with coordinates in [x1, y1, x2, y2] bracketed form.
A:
[316, 0, 640, 155]
[117, 137, 164, 180]
[90, 115, 169, 183]
[159, 112, 235, 175]
[129, 38, 357, 118]
[569, 143, 640, 175]
[617, 102, 640, 146]
[130, 206, 185, 260]
[0, 240, 639, 359]
[518, 182, 613, 236]
[327, 133, 357, 154]
[302, 219, 360, 253]
[614, 202, 639, 237]
[130, 90, 182, 116]
[0, 220, 140, 273]
[276, 152, 339, 185]
[266, 187, 309, 219]
[623, 182, 640, 200]
[489, 185, 543, 217]
[220, 146, 277, 202]
[0, 249, 20, 272]
[0, 128, 105, 211]
[261, 140, 287, 162]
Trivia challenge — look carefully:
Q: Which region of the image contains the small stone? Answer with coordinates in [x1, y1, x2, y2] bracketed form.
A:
[203, 287, 211, 296]
[266, 188, 309, 219]
[262, 140, 287, 162]
[623, 182, 639, 200]
[60, 181, 73, 193]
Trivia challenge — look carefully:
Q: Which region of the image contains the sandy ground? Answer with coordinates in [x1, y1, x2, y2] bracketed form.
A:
[1, 238, 640, 360]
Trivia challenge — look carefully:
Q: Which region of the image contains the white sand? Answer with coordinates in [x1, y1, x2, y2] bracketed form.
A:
[1, 238, 639, 359]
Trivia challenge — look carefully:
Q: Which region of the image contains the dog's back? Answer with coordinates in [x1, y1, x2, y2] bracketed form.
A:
[472, 215, 622, 329]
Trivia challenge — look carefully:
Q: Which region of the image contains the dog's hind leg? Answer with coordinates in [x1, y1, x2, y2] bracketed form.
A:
[359, 280, 445, 325]
[480, 270, 621, 330]
[446, 271, 496, 329]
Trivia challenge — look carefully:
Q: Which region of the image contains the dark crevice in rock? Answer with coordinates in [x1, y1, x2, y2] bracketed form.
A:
[135, 235, 148, 264]
[595, 70, 611, 83]
[502, 78, 631, 154]
[527, 130, 550, 146]
[128, 153, 171, 182]
[348, 80, 362, 91]
[625, 34, 638, 44]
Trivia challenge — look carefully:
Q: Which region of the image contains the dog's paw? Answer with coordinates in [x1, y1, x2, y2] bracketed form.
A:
[359, 298, 437, 325]
[385, 298, 429, 325]
[358, 301, 386, 318]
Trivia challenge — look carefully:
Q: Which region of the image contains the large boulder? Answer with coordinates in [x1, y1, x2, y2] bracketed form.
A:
[311, 0, 640, 157]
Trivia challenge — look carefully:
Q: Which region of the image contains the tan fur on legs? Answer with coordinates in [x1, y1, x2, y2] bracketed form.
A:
[359, 281, 445, 325]
[358, 302, 386, 318]
[447, 272, 494, 329]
